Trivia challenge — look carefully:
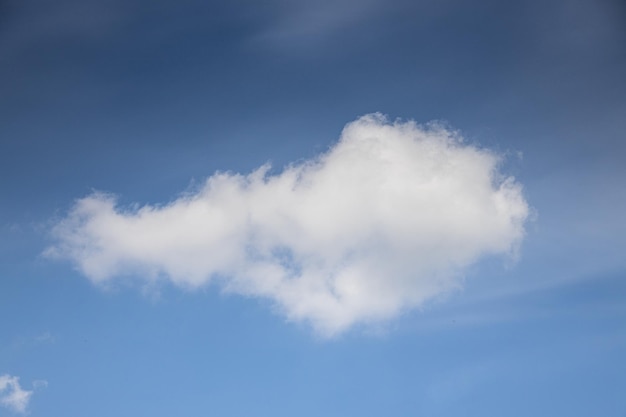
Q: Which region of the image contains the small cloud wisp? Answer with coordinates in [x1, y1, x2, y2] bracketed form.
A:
[47, 114, 529, 336]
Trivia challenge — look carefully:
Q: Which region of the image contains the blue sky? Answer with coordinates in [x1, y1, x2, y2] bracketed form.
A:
[1, 0, 625, 415]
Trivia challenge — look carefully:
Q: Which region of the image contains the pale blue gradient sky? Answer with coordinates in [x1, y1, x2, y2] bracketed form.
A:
[1, 0, 625, 415]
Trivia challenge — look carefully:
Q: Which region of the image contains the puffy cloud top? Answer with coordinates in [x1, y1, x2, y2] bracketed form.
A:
[47, 114, 529, 336]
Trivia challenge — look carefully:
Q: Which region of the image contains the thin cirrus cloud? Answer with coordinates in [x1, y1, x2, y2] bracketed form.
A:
[255, 0, 383, 45]
[46, 114, 529, 336]
[0, 374, 32, 414]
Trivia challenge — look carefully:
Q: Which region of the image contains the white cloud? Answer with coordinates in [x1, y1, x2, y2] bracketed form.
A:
[0, 375, 32, 414]
[47, 114, 529, 336]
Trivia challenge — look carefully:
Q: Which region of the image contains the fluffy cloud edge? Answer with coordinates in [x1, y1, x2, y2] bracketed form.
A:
[0, 375, 33, 414]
